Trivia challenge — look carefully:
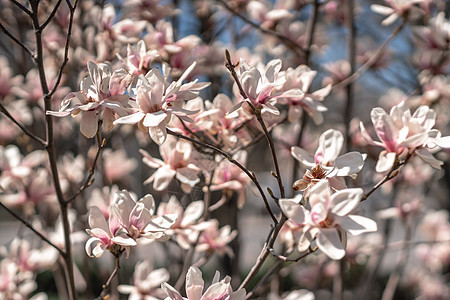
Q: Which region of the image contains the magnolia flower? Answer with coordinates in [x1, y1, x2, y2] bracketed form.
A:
[85, 206, 136, 258]
[162, 266, 246, 300]
[112, 190, 177, 243]
[114, 62, 209, 144]
[157, 196, 205, 249]
[118, 40, 159, 76]
[371, 0, 424, 26]
[279, 181, 377, 260]
[47, 61, 132, 138]
[207, 151, 251, 209]
[291, 129, 365, 195]
[140, 136, 201, 192]
[229, 58, 286, 117]
[277, 65, 331, 124]
[118, 260, 169, 300]
[196, 219, 238, 257]
[359, 101, 450, 172]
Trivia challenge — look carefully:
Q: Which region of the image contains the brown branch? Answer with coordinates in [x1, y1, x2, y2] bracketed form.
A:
[40, 0, 63, 30]
[10, 0, 32, 16]
[167, 128, 278, 224]
[97, 247, 124, 300]
[362, 151, 413, 201]
[0, 201, 64, 256]
[0, 102, 47, 146]
[344, 0, 356, 150]
[225, 51, 285, 199]
[65, 125, 106, 204]
[216, 0, 305, 58]
[333, 20, 406, 90]
[0, 21, 35, 59]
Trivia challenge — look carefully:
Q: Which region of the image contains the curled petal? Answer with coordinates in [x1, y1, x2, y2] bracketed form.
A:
[316, 228, 345, 260]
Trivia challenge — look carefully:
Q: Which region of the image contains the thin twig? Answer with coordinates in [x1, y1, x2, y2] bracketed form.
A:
[65, 125, 106, 204]
[238, 215, 288, 291]
[40, 0, 64, 30]
[362, 151, 413, 201]
[49, 0, 78, 98]
[10, 0, 32, 16]
[268, 245, 317, 262]
[0, 102, 47, 146]
[97, 247, 123, 300]
[0, 21, 35, 59]
[224, 51, 285, 199]
[0, 201, 64, 256]
[216, 0, 305, 58]
[167, 128, 278, 224]
[333, 21, 406, 90]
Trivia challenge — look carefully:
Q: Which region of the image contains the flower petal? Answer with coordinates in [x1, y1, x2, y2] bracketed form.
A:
[316, 228, 345, 260]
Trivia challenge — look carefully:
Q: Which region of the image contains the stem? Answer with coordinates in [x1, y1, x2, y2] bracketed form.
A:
[0, 21, 35, 58]
[224, 52, 285, 199]
[344, 0, 356, 150]
[0, 201, 64, 256]
[97, 248, 123, 300]
[167, 128, 277, 224]
[0, 102, 47, 146]
[333, 21, 406, 90]
[28, 1, 78, 298]
[238, 215, 288, 291]
[216, 0, 305, 58]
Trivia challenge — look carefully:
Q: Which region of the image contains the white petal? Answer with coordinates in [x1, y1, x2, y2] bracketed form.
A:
[337, 215, 377, 235]
[186, 266, 204, 300]
[329, 188, 363, 216]
[415, 148, 443, 169]
[316, 228, 345, 260]
[279, 197, 307, 225]
[334, 152, 365, 176]
[291, 146, 316, 168]
[80, 110, 98, 138]
[375, 151, 396, 173]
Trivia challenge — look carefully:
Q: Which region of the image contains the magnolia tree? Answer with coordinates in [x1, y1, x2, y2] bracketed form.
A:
[0, 0, 449, 299]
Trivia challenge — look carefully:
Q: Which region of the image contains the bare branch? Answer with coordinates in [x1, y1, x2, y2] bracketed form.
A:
[0, 201, 65, 256]
[0, 102, 47, 146]
[10, 0, 32, 16]
[0, 21, 35, 59]
[40, 0, 64, 30]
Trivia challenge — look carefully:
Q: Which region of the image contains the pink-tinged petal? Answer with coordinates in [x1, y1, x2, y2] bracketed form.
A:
[309, 180, 331, 208]
[291, 146, 316, 168]
[316, 228, 345, 260]
[359, 121, 384, 147]
[241, 68, 260, 100]
[85, 237, 101, 257]
[265, 59, 282, 82]
[334, 152, 365, 176]
[316, 129, 343, 164]
[86, 228, 110, 244]
[279, 197, 307, 225]
[371, 108, 398, 152]
[311, 84, 332, 99]
[111, 235, 137, 246]
[370, 4, 395, 15]
[149, 124, 167, 145]
[140, 149, 164, 168]
[161, 282, 184, 300]
[46, 110, 72, 117]
[113, 112, 145, 125]
[176, 167, 200, 186]
[143, 111, 167, 127]
[382, 13, 399, 26]
[108, 208, 121, 236]
[186, 266, 204, 300]
[375, 151, 396, 173]
[180, 201, 204, 227]
[400, 131, 428, 148]
[129, 202, 152, 230]
[329, 188, 363, 216]
[338, 215, 377, 235]
[415, 148, 443, 169]
[202, 282, 229, 299]
[109, 68, 132, 95]
[140, 194, 155, 215]
[152, 166, 177, 191]
[146, 214, 178, 231]
[80, 110, 99, 138]
[92, 243, 106, 258]
[88, 206, 109, 233]
[102, 108, 115, 131]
